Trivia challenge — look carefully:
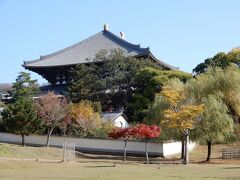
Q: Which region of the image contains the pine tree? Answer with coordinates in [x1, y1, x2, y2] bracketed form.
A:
[2, 98, 42, 146]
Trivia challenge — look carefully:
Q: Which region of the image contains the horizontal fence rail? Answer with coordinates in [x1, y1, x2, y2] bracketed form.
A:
[222, 148, 240, 159]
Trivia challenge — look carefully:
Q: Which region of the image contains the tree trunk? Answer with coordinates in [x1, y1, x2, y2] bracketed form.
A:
[145, 140, 149, 164]
[206, 141, 212, 162]
[123, 140, 127, 161]
[181, 137, 185, 159]
[21, 134, 25, 146]
[183, 129, 189, 165]
[46, 128, 54, 147]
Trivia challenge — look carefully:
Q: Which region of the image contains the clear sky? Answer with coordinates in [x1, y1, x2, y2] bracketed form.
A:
[1, 0, 240, 84]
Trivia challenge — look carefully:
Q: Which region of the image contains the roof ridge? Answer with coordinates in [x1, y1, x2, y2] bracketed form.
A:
[24, 30, 149, 66]
[42, 31, 105, 60]
[104, 30, 149, 53]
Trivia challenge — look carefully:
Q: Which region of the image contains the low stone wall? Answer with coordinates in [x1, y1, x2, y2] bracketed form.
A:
[0, 132, 196, 157]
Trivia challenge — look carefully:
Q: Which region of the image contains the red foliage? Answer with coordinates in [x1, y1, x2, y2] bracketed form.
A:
[108, 127, 134, 140]
[108, 124, 161, 140]
[134, 124, 161, 139]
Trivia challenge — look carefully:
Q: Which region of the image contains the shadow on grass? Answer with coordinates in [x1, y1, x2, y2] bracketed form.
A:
[85, 165, 116, 168]
[221, 167, 240, 169]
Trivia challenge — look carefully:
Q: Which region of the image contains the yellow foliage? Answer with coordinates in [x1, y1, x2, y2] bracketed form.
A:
[161, 84, 204, 130]
[161, 85, 185, 106]
[163, 104, 204, 129]
[70, 101, 102, 130]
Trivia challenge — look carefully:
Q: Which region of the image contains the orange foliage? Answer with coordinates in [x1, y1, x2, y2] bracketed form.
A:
[161, 85, 204, 130]
[70, 101, 102, 130]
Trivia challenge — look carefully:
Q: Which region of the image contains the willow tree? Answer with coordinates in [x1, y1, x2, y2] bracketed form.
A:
[187, 67, 238, 161]
[161, 79, 204, 164]
[193, 95, 233, 161]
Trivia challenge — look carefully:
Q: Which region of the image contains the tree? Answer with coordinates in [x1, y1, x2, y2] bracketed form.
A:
[193, 95, 233, 161]
[1, 72, 41, 146]
[12, 72, 39, 100]
[70, 100, 102, 136]
[108, 124, 160, 163]
[2, 98, 42, 146]
[35, 92, 69, 147]
[69, 49, 158, 113]
[161, 79, 204, 164]
[134, 124, 161, 164]
[187, 67, 238, 161]
[108, 127, 136, 161]
[127, 67, 192, 122]
[193, 48, 240, 75]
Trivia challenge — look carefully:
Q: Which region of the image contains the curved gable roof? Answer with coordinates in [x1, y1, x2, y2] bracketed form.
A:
[23, 29, 177, 70]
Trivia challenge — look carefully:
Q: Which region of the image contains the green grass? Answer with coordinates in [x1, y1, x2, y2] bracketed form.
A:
[0, 143, 63, 160]
[0, 142, 240, 179]
[0, 160, 239, 180]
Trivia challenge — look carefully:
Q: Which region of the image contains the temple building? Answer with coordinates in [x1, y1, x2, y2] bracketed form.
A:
[23, 25, 178, 88]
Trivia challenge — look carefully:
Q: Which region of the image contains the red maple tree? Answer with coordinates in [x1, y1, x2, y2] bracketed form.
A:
[108, 124, 161, 163]
[108, 127, 135, 161]
[134, 124, 161, 164]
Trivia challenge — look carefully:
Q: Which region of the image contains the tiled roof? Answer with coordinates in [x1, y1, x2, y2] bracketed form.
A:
[24, 30, 149, 67]
[23, 29, 177, 70]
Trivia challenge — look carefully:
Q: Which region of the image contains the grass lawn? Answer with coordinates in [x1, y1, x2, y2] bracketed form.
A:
[0, 143, 63, 160]
[0, 142, 240, 179]
[0, 160, 239, 180]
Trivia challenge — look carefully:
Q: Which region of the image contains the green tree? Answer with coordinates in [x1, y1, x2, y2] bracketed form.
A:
[12, 72, 39, 100]
[1, 72, 41, 146]
[69, 49, 158, 112]
[128, 67, 192, 122]
[193, 48, 240, 74]
[187, 67, 239, 161]
[2, 98, 42, 146]
[192, 95, 233, 161]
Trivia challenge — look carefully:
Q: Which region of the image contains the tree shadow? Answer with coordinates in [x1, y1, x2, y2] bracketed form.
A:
[85, 164, 116, 168]
[221, 167, 240, 170]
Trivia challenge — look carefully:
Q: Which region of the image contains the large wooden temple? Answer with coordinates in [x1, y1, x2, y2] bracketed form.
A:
[23, 25, 178, 87]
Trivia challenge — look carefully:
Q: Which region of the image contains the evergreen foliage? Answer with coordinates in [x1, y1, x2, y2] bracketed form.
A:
[1, 72, 41, 146]
[12, 72, 39, 100]
[1, 98, 42, 146]
[193, 48, 240, 74]
[68, 49, 160, 117]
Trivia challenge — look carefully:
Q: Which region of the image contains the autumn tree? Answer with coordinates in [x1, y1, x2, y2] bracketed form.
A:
[70, 100, 104, 137]
[35, 92, 69, 147]
[161, 79, 204, 164]
[108, 127, 136, 161]
[134, 124, 161, 164]
[127, 67, 192, 122]
[2, 98, 42, 146]
[145, 94, 184, 157]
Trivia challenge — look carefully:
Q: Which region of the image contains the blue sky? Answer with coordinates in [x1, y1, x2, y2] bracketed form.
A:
[1, 0, 240, 84]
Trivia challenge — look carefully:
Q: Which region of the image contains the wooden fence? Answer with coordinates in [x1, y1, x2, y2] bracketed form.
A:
[222, 148, 240, 159]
